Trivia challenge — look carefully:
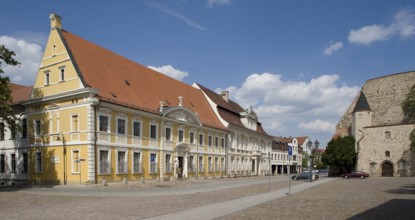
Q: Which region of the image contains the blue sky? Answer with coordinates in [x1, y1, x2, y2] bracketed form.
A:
[2, 0, 415, 147]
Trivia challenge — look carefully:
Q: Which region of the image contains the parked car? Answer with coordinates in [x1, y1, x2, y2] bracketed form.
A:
[291, 171, 319, 181]
[342, 171, 369, 179]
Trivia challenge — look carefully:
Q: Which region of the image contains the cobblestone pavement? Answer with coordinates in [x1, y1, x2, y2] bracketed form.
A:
[0, 176, 414, 220]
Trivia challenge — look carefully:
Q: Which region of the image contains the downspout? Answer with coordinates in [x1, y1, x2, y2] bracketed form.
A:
[91, 97, 100, 184]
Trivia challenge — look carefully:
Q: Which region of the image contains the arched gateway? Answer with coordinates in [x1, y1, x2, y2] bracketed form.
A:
[381, 161, 394, 177]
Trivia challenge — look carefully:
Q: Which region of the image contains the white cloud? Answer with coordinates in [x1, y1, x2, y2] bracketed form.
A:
[217, 73, 360, 146]
[147, 65, 189, 81]
[348, 8, 415, 44]
[207, 0, 232, 8]
[323, 42, 343, 56]
[0, 35, 43, 86]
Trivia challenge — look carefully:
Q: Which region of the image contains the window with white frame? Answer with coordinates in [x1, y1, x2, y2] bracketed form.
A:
[99, 115, 109, 132]
[165, 127, 172, 141]
[117, 118, 126, 135]
[215, 137, 219, 147]
[221, 138, 225, 148]
[150, 124, 157, 139]
[190, 132, 195, 144]
[215, 157, 219, 172]
[208, 157, 213, 172]
[99, 150, 110, 174]
[165, 154, 172, 172]
[199, 156, 204, 171]
[133, 152, 141, 173]
[178, 129, 184, 142]
[71, 115, 79, 132]
[35, 152, 42, 173]
[44, 71, 50, 86]
[133, 121, 141, 137]
[150, 153, 157, 173]
[22, 153, 28, 173]
[221, 158, 225, 172]
[189, 156, 194, 172]
[0, 123, 4, 140]
[208, 135, 212, 146]
[59, 67, 65, 82]
[72, 150, 80, 173]
[117, 151, 127, 174]
[35, 120, 41, 137]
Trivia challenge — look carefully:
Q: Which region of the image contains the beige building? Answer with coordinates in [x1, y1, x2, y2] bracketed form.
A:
[335, 71, 415, 177]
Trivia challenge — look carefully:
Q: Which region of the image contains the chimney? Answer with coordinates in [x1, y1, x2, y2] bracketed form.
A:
[50, 13, 62, 30]
[221, 91, 229, 103]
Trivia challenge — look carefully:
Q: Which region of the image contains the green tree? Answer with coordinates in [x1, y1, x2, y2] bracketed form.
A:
[321, 136, 357, 175]
[0, 45, 20, 126]
[402, 84, 415, 150]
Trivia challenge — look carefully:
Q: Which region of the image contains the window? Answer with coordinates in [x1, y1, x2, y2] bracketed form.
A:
[189, 156, 194, 172]
[199, 134, 204, 145]
[117, 119, 126, 135]
[11, 154, 16, 173]
[71, 115, 79, 132]
[22, 119, 27, 138]
[117, 151, 126, 173]
[35, 152, 42, 173]
[221, 138, 225, 148]
[0, 123, 4, 140]
[208, 135, 212, 146]
[221, 158, 225, 172]
[52, 44, 56, 55]
[45, 72, 50, 85]
[99, 115, 109, 132]
[99, 150, 110, 174]
[72, 150, 80, 173]
[133, 152, 141, 173]
[165, 127, 172, 141]
[385, 131, 391, 139]
[35, 120, 41, 136]
[150, 153, 157, 173]
[190, 132, 195, 144]
[22, 153, 28, 173]
[385, 151, 390, 157]
[150, 125, 157, 139]
[199, 156, 204, 171]
[165, 154, 171, 172]
[0, 154, 5, 172]
[178, 130, 184, 142]
[215, 137, 219, 147]
[215, 157, 219, 171]
[59, 68, 65, 81]
[133, 122, 141, 137]
[208, 157, 213, 172]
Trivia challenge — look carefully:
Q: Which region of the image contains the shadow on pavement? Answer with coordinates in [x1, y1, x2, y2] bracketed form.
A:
[385, 184, 415, 194]
[347, 199, 415, 220]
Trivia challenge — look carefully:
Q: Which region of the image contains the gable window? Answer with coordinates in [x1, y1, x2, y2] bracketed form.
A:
[35, 120, 41, 136]
[99, 115, 109, 132]
[22, 153, 28, 173]
[190, 132, 195, 144]
[71, 115, 79, 132]
[11, 154, 16, 173]
[199, 134, 204, 145]
[0, 123, 4, 140]
[165, 127, 172, 141]
[133, 152, 142, 173]
[35, 152, 42, 173]
[0, 154, 5, 172]
[59, 68, 65, 81]
[45, 72, 50, 86]
[133, 121, 141, 137]
[178, 129, 184, 142]
[72, 150, 80, 173]
[150, 125, 157, 139]
[117, 118, 126, 135]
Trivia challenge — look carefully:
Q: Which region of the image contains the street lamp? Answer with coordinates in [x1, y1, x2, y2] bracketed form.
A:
[307, 139, 319, 182]
[56, 132, 66, 185]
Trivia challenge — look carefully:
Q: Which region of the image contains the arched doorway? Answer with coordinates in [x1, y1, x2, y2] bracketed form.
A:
[381, 161, 394, 177]
[175, 143, 191, 179]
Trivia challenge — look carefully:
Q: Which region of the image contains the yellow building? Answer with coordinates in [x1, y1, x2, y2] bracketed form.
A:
[26, 14, 229, 185]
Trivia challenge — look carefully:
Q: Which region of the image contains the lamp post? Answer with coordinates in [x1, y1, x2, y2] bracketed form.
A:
[56, 132, 66, 185]
[306, 139, 319, 182]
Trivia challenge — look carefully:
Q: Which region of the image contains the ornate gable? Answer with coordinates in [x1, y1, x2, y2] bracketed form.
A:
[161, 107, 202, 126]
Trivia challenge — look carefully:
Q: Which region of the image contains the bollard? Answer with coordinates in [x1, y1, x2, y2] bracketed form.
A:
[123, 175, 127, 184]
[102, 177, 107, 186]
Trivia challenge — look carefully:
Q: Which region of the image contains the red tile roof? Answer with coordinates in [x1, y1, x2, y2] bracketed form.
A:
[10, 83, 32, 105]
[196, 83, 269, 136]
[60, 30, 226, 131]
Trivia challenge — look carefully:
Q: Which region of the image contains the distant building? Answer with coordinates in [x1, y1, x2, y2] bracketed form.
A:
[335, 71, 415, 177]
[270, 136, 304, 174]
[0, 83, 32, 185]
